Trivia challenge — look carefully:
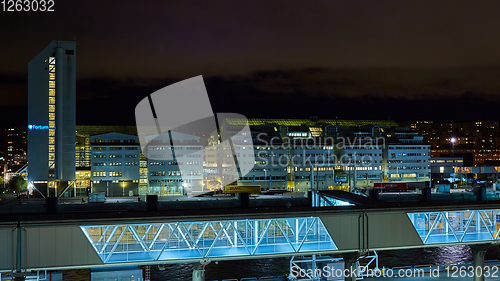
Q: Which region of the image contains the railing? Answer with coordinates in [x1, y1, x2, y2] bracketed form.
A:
[311, 190, 354, 207]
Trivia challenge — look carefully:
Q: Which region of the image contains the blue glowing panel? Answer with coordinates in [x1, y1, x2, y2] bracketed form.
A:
[407, 210, 500, 245]
[81, 217, 338, 264]
[28, 124, 49, 130]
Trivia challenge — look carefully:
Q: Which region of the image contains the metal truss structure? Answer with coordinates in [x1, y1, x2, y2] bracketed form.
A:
[81, 217, 337, 264]
[74, 208, 500, 268]
[408, 209, 500, 244]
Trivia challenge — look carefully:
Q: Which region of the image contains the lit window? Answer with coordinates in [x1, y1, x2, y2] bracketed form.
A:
[49, 137, 55, 144]
[49, 97, 55, 104]
[49, 73, 55, 80]
[49, 145, 55, 152]
[49, 113, 55, 120]
[49, 121, 55, 128]
[49, 81, 55, 88]
[49, 89, 55, 96]
[49, 105, 55, 112]
[49, 129, 55, 137]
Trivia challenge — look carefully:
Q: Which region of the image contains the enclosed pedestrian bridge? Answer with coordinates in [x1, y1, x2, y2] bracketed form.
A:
[1, 192, 500, 273]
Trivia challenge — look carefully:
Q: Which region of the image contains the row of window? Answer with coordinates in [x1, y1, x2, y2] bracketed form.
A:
[389, 146, 428, 150]
[347, 153, 382, 157]
[93, 162, 138, 166]
[239, 176, 288, 181]
[93, 147, 138, 150]
[148, 154, 202, 158]
[93, 154, 138, 158]
[389, 166, 428, 170]
[92, 172, 123, 177]
[148, 179, 186, 183]
[392, 153, 423, 157]
[149, 146, 201, 150]
[389, 160, 425, 163]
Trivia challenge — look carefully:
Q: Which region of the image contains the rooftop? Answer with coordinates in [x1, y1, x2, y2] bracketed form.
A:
[225, 118, 399, 127]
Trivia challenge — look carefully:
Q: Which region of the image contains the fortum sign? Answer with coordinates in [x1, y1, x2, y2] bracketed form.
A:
[28, 124, 49, 130]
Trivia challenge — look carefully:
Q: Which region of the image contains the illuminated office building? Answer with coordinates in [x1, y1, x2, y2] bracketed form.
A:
[90, 133, 140, 196]
[75, 125, 137, 168]
[27, 40, 76, 196]
[4, 127, 27, 169]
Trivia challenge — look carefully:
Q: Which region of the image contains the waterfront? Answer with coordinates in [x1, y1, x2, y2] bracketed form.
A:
[59, 245, 500, 280]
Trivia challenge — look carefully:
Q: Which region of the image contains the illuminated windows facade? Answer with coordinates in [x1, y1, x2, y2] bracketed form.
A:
[27, 40, 76, 196]
[90, 133, 140, 196]
[48, 56, 56, 170]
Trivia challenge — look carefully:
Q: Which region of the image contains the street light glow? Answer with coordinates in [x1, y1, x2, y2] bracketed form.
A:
[450, 138, 456, 143]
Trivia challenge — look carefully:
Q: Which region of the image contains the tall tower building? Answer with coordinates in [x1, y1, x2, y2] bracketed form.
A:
[28, 40, 76, 196]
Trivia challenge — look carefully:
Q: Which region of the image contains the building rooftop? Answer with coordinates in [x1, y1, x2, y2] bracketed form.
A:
[225, 118, 399, 127]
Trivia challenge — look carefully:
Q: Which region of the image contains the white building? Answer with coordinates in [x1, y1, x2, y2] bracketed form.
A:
[146, 132, 203, 195]
[90, 133, 140, 196]
[387, 145, 431, 182]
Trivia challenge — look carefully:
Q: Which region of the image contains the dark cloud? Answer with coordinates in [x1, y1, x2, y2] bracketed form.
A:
[2, 1, 500, 78]
[70, 70, 500, 125]
[2, 1, 500, 125]
[242, 67, 500, 99]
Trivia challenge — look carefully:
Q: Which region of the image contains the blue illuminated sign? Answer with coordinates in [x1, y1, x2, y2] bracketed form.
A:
[28, 125, 49, 130]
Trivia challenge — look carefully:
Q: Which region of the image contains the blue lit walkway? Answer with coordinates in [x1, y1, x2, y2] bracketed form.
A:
[79, 209, 500, 265]
[408, 210, 500, 244]
[7, 204, 500, 271]
[81, 217, 337, 264]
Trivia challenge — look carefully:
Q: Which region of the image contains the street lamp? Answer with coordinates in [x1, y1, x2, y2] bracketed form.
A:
[263, 169, 267, 190]
[450, 138, 456, 187]
[121, 181, 126, 197]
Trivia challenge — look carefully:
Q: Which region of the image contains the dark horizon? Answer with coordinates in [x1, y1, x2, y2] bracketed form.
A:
[2, 1, 500, 127]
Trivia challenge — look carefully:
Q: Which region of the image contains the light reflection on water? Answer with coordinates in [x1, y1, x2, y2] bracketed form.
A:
[378, 245, 473, 268]
[150, 258, 291, 281]
[62, 245, 500, 281]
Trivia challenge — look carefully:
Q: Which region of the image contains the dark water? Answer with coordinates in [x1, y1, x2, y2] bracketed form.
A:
[60, 245, 500, 281]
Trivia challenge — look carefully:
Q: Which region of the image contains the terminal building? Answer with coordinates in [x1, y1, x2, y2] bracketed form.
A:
[72, 118, 431, 195]
[27, 40, 76, 197]
[26, 107, 432, 196]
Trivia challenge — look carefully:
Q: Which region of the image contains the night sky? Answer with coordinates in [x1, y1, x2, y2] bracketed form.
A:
[2, 0, 500, 127]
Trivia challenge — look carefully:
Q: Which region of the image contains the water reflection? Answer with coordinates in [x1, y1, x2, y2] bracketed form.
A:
[379, 245, 473, 268]
[61, 245, 500, 280]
